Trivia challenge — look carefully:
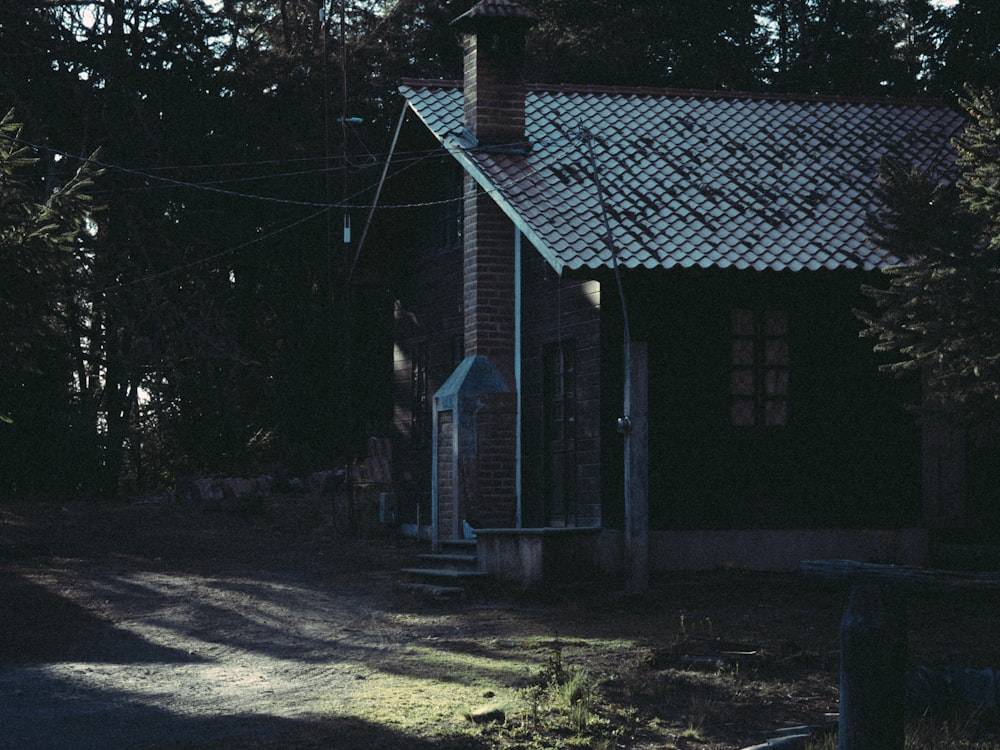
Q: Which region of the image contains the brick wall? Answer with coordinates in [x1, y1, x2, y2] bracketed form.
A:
[520, 251, 603, 527]
[436, 409, 456, 538]
[473, 391, 518, 528]
[395, 206, 603, 532]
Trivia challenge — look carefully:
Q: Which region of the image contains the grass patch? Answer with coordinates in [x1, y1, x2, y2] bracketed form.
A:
[805, 716, 1000, 750]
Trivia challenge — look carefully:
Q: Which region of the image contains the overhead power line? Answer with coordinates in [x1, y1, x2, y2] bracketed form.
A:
[3, 127, 591, 209]
[75, 206, 332, 301]
[0, 130, 485, 210]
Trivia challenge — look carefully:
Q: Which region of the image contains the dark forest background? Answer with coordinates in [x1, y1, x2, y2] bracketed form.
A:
[1, 0, 997, 497]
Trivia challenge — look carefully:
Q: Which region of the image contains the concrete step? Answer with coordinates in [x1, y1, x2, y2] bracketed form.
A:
[439, 539, 477, 552]
[417, 552, 479, 570]
[398, 539, 484, 602]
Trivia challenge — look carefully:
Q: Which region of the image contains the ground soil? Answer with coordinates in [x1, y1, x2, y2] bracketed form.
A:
[1, 494, 998, 749]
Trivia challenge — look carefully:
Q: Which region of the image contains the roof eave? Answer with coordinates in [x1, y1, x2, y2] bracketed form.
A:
[438, 135, 569, 276]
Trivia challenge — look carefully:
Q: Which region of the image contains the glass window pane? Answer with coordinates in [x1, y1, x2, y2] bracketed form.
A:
[765, 338, 789, 365]
[732, 399, 755, 426]
[764, 368, 789, 396]
[765, 398, 788, 426]
[732, 338, 754, 365]
[731, 369, 754, 396]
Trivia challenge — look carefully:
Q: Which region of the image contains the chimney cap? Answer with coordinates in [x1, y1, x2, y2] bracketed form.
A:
[452, 0, 537, 30]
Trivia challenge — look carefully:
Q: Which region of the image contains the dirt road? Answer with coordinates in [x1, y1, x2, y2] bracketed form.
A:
[0, 497, 490, 750]
[5, 495, 995, 749]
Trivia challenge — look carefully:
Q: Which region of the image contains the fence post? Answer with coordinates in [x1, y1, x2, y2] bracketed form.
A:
[839, 584, 907, 750]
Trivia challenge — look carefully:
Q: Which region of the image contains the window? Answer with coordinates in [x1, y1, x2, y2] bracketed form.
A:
[411, 342, 429, 446]
[544, 340, 576, 444]
[731, 309, 789, 427]
[435, 165, 464, 254]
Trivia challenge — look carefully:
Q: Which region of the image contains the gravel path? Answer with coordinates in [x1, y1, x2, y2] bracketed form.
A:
[0, 499, 484, 750]
[0, 558, 410, 749]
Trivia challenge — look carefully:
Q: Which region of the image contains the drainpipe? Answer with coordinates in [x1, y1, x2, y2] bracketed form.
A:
[582, 129, 647, 591]
[515, 228, 523, 528]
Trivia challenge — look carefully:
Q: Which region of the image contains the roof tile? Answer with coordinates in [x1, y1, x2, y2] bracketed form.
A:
[400, 80, 964, 273]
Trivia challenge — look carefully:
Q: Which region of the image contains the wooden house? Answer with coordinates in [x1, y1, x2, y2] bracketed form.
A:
[380, 0, 983, 578]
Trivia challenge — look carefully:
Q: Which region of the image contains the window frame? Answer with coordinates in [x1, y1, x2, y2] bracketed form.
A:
[410, 341, 429, 446]
[730, 308, 790, 428]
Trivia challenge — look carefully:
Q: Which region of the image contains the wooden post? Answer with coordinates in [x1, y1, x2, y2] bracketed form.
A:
[624, 341, 648, 593]
[839, 585, 907, 750]
[802, 560, 1000, 750]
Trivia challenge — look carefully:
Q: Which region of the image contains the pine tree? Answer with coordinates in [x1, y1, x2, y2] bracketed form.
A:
[0, 109, 101, 489]
[931, 0, 1000, 100]
[859, 87, 1000, 427]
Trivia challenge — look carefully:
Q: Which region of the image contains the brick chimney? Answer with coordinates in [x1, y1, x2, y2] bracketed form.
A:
[452, 0, 535, 384]
[431, 0, 535, 543]
[453, 0, 536, 150]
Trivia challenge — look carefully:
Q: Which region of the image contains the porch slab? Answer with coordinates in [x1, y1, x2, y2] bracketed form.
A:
[474, 527, 609, 587]
[476, 527, 928, 582]
[649, 528, 929, 572]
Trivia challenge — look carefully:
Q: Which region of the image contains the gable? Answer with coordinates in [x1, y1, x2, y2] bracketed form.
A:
[400, 80, 965, 274]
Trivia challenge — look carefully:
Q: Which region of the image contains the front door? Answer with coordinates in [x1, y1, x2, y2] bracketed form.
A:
[543, 340, 577, 526]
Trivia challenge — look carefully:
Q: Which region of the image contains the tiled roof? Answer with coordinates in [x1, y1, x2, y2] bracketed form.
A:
[452, 0, 537, 26]
[400, 80, 965, 273]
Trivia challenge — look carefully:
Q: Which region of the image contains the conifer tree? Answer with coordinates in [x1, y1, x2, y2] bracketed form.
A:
[860, 87, 1000, 427]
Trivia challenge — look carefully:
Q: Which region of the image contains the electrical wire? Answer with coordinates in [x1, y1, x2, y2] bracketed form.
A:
[5, 128, 589, 208]
[580, 126, 632, 412]
[11, 118, 596, 297]
[78, 207, 330, 300]
[119, 142, 472, 172]
[4, 130, 490, 210]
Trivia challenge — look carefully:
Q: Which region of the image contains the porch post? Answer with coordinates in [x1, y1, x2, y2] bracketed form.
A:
[625, 341, 649, 593]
